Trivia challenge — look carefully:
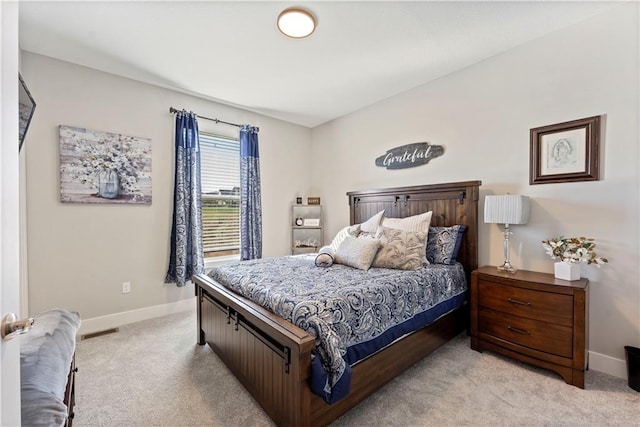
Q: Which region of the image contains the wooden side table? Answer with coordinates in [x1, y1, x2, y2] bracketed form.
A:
[470, 266, 588, 388]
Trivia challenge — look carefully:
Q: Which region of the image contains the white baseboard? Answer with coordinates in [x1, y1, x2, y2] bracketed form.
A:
[589, 350, 628, 380]
[78, 297, 195, 336]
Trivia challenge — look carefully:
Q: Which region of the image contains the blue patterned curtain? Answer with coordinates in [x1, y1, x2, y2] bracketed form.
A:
[240, 125, 262, 260]
[165, 111, 204, 286]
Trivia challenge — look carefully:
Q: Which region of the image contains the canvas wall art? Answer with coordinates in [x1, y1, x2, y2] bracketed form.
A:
[59, 125, 152, 204]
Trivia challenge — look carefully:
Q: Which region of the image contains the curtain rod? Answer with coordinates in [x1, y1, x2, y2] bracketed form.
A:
[169, 107, 241, 128]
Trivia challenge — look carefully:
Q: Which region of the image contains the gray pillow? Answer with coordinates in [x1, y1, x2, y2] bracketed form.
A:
[371, 226, 427, 270]
[334, 235, 381, 270]
[426, 225, 467, 264]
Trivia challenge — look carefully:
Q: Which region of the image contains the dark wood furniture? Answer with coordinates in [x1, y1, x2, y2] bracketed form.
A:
[64, 354, 77, 427]
[470, 266, 588, 388]
[192, 180, 481, 426]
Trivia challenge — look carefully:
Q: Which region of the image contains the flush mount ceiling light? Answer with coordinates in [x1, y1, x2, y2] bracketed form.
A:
[277, 7, 316, 38]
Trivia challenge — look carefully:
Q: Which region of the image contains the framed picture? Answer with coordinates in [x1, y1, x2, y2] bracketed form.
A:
[303, 218, 320, 227]
[307, 197, 321, 205]
[59, 125, 152, 204]
[529, 116, 600, 185]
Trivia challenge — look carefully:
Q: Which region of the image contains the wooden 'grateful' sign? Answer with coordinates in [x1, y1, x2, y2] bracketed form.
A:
[375, 142, 444, 170]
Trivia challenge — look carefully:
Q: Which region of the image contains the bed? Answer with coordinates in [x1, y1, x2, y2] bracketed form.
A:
[192, 180, 480, 426]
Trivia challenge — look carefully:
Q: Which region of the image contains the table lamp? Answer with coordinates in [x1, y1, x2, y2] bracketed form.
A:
[484, 194, 530, 273]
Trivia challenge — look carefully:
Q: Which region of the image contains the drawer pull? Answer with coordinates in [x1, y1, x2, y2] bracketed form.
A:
[507, 325, 530, 335]
[508, 298, 531, 307]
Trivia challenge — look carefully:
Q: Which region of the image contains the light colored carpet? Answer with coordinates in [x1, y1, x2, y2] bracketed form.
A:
[74, 310, 639, 426]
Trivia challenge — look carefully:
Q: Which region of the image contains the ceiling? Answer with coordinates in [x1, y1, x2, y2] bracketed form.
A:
[19, 1, 618, 128]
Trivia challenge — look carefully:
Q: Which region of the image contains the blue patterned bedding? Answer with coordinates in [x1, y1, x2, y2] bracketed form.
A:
[207, 254, 467, 403]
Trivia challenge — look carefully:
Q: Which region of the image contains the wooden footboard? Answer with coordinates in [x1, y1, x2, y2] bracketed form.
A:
[194, 273, 467, 427]
[196, 274, 315, 426]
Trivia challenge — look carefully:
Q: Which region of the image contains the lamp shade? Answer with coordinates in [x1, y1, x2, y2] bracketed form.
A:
[484, 195, 530, 225]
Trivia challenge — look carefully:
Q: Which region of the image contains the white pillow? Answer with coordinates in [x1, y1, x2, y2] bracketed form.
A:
[329, 225, 361, 253]
[334, 235, 381, 271]
[359, 210, 385, 234]
[381, 211, 432, 234]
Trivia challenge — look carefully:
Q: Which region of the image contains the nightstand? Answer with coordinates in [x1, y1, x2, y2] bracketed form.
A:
[470, 266, 588, 388]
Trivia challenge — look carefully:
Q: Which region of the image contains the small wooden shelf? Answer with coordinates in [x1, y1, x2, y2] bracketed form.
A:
[291, 204, 322, 255]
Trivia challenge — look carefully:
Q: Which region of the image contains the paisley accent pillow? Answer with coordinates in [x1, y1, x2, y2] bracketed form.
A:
[371, 226, 427, 270]
[334, 235, 381, 270]
[426, 225, 467, 265]
[329, 225, 361, 252]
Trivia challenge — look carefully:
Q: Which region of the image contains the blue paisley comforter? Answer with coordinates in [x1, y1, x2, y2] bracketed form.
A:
[207, 254, 467, 403]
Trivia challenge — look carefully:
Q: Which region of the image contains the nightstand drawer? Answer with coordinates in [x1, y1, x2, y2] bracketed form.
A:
[479, 308, 573, 358]
[478, 280, 573, 327]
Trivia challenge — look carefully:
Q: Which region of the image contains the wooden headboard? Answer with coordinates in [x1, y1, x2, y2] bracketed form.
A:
[347, 180, 481, 280]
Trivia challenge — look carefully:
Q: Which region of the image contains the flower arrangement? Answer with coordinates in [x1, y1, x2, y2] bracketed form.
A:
[542, 236, 608, 266]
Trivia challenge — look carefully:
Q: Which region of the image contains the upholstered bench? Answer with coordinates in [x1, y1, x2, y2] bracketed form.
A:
[20, 309, 81, 427]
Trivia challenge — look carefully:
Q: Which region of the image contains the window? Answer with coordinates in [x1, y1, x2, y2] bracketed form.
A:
[200, 133, 240, 258]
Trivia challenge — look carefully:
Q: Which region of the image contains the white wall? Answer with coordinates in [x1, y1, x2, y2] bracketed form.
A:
[311, 3, 639, 377]
[21, 53, 312, 328]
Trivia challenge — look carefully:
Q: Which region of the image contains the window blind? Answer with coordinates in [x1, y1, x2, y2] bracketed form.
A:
[200, 133, 240, 256]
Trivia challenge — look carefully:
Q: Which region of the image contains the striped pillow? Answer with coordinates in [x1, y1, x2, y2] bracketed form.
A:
[381, 211, 432, 233]
[329, 225, 361, 252]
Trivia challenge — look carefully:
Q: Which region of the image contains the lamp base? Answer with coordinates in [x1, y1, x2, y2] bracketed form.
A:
[497, 262, 517, 273]
[497, 224, 517, 273]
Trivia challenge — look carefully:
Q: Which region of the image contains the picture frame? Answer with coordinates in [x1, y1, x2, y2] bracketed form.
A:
[529, 115, 600, 185]
[303, 218, 320, 227]
[307, 197, 320, 205]
[59, 125, 152, 204]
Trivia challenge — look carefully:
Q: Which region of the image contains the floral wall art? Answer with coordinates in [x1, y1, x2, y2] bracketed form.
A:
[59, 125, 152, 204]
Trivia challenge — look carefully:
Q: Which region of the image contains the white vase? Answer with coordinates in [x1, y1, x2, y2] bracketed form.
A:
[554, 261, 581, 281]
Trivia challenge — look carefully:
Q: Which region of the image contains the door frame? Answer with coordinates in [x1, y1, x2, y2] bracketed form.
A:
[1, 2, 23, 425]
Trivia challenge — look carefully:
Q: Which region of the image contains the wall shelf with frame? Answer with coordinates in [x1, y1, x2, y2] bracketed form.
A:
[291, 205, 322, 255]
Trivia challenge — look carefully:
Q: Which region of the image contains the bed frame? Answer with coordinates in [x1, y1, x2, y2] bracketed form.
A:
[192, 180, 480, 426]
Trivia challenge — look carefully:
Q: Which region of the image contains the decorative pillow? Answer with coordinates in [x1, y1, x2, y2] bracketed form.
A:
[358, 210, 385, 234]
[381, 211, 433, 265]
[381, 211, 432, 234]
[315, 246, 335, 267]
[334, 235, 381, 270]
[329, 225, 361, 252]
[426, 225, 467, 265]
[371, 226, 427, 270]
